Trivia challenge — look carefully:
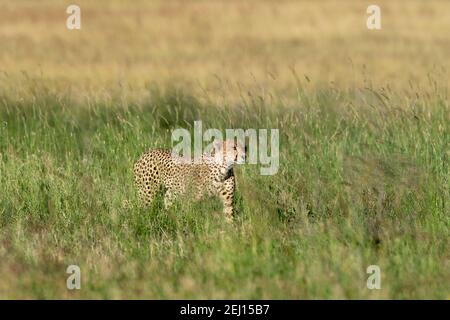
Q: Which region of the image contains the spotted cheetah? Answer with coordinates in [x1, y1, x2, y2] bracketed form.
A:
[133, 139, 246, 221]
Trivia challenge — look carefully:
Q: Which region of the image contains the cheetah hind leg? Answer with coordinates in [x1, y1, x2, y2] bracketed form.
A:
[137, 188, 153, 208]
[163, 188, 179, 210]
[137, 183, 166, 210]
[163, 194, 173, 209]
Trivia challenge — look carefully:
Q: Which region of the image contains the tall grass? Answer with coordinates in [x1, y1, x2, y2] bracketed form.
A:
[0, 85, 448, 298]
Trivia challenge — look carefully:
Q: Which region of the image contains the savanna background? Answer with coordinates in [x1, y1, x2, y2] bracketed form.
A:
[0, 0, 448, 299]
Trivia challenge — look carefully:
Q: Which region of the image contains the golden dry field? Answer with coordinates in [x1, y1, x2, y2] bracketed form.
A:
[1, 0, 450, 101]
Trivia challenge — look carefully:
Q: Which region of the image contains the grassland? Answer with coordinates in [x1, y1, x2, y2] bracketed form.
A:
[0, 85, 448, 299]
[2, 0, 450, 101]
[0, 0, 449, 299]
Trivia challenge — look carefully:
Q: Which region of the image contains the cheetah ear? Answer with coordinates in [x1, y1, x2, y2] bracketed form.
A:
[210, 140, 223, 157]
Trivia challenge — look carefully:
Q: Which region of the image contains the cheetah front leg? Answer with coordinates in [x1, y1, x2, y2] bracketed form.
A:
[219, 175, 235, 222]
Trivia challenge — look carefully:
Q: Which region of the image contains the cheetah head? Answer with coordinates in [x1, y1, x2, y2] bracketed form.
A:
[208, 138, 246, 170]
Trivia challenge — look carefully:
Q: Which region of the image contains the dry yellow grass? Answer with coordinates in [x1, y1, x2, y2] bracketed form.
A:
[1, 0, 449, 102]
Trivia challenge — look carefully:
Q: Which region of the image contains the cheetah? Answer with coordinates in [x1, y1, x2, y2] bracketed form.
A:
[133, 139, 246, 221]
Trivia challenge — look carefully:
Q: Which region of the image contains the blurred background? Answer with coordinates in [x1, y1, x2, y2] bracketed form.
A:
[1, 0, 449, 102]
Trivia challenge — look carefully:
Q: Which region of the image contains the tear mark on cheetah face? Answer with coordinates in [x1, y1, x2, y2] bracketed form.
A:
[133, 139, 245, 221]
